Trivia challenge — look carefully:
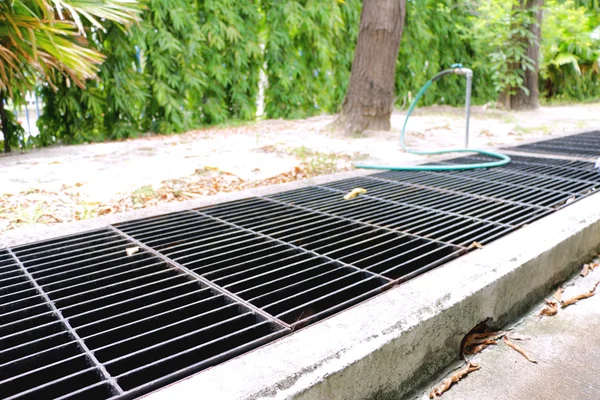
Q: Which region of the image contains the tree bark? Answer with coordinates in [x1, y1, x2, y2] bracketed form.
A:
[0, 93, 10, 153]
[335, 0, 407, 134]
[508, 0, 544, 110]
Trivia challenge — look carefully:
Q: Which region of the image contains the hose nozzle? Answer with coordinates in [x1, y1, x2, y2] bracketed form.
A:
[453, 68, 473, 77]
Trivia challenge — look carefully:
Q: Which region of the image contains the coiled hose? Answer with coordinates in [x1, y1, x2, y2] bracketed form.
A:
[355, 67, 511, 171]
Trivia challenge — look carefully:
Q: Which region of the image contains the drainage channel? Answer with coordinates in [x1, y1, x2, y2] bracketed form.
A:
[2, 151, 600, 399]
[504, 130, 600, 158]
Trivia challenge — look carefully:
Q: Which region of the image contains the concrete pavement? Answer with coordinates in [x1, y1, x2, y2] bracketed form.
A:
[412, 258, 600, 400]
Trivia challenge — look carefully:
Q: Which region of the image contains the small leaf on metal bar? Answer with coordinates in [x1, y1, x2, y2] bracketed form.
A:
[126, 246, 140, 256]
[343, 188, 367, 200]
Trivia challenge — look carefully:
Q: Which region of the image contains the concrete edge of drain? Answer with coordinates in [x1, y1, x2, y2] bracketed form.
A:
[140, 193, 600, 400]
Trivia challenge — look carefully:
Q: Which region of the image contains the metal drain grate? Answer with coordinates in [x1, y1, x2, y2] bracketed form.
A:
[1, 231, 286, 399]
[504, 130, 600, 158]
[2, 153, 599, 399]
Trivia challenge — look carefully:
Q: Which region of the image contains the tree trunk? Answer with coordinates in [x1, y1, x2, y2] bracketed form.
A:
[509, 0, 544, 110]
[335, 0, 407, 134]
[0, 93, 10, 153]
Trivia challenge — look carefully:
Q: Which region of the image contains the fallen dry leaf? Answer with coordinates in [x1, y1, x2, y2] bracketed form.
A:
[539, 299, 559, 317]
[581, 264, 592, 277]
[504, 336, 537, 363]
[468, 241, 484, 249]
[126, 246, 140, 256]
[343, 188, 368, 200]
[429, 362, 480, 398]
[462, 330, 506, 355]
[464, 339, 498, 355]
[561, 282, 598, 308]
[553, 288, 564, 302]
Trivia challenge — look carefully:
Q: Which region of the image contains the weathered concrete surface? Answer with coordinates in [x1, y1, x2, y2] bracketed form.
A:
[142, 189, 600, 400]
[411, 261, 600, 400]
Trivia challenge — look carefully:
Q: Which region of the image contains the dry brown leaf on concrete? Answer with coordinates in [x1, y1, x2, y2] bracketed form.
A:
[561, 283, 598, 308]
[504, 336, 537, 363]
[539, 299, 558, 317]
[463, 339, 498, 355]
[462, 331, 505, 355]
[581, 264, 592, 277]
[429, 362, 480, 399]
[343, 188, 367, 200]
[126, 247, 140, 256]
[468, 241, 484, 250]
[553, 288, 564, 302]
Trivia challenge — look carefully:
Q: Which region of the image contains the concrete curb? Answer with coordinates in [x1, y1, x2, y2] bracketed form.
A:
[142, 192, 600, 400]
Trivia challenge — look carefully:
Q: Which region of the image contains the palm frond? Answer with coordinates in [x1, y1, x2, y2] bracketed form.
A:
[0, 0, 141, 95]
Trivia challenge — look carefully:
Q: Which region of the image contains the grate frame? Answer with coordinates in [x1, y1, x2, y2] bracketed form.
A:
[503, 130, 600, 158]
[3, 151, 600, 399]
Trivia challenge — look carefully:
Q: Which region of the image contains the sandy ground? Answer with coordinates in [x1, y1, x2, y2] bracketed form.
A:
[1, 103, 599, 232]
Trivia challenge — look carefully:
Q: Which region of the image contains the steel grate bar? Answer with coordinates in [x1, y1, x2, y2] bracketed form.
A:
[313, 183, 548, 228]
[190, 208, 395, 283]
[503, 130, 600, 158]
[194, 202, 464, 281]
[108, 225, 291, 330]
[318, 177, 551, 222]
[5, 249, 124, 398]
[266, 187, 515, 246]
[3, 230, 290, 399]
[261, 195, 469, 248]
[365, 174, 559, 209]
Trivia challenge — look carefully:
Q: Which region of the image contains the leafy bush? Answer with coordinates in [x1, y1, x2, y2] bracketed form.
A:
[20, 0, 600, 150]
[540, 0, 600, 101]
[467, 0, 539, 98]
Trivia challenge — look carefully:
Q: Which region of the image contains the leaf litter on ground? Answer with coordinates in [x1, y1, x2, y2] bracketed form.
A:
[539, 299, 559, 317]
[429, 361, 480, 399]
[503, 336, 537, 363]
[581, 262, 598, 277]
[1, 162, 348, 234]
[561, 280, 600, 308]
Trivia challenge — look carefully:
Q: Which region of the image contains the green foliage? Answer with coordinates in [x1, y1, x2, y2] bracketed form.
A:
[263, 0, 358, 119]
[198, 0, 262, 122]
[0, 103, 26, 150]
[540, 0, 600, 100]
[396, 1, 496, 107]
[12, 0, 600, 151]
[468, 0, 538, 97]
[35, 0, 263, 145]
[37, 22, 146, 144]
[141, 0, 206, 133]
[100, 24, 148, 139]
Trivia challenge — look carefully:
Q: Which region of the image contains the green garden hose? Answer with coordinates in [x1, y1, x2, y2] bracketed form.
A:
[355, 66, 511, 171]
